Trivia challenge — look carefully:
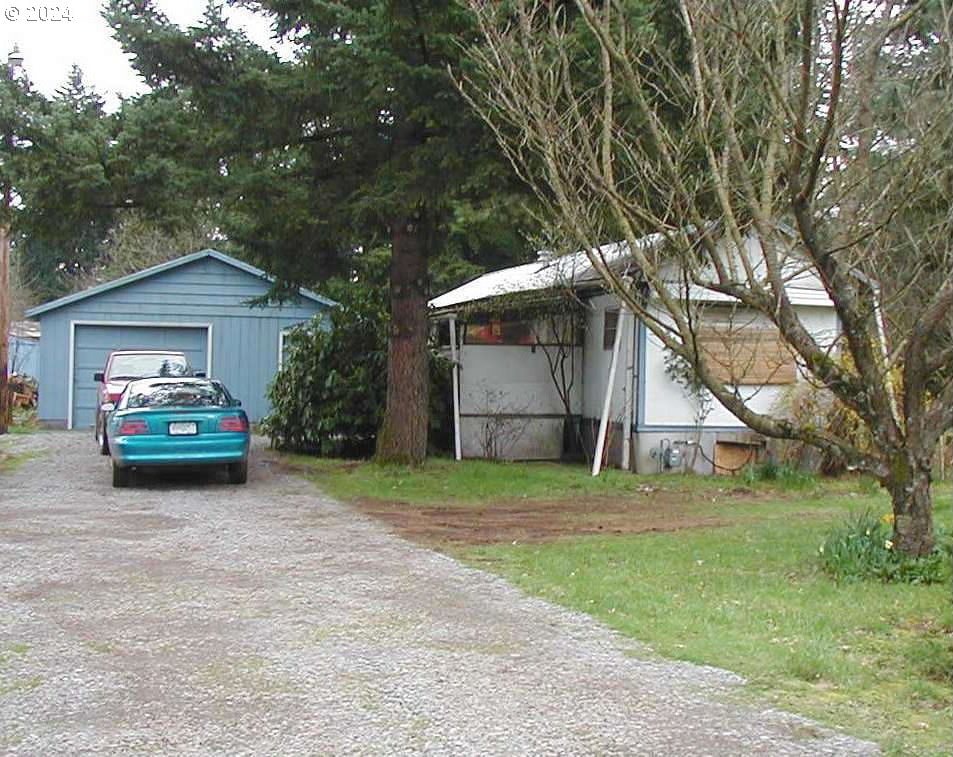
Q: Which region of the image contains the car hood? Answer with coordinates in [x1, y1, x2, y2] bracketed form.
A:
[105, 380, 131, 395]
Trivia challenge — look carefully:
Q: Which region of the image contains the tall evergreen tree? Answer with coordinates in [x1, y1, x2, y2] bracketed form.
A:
[106, 0, 535, 463]
[11, 65, 219, 300]
[15, 66, 117, 298]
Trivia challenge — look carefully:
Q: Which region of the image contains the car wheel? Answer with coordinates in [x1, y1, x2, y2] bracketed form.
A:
[98, 426, 110, 456]
[112, 462, 131, 488]
[227, 459, 248, 485]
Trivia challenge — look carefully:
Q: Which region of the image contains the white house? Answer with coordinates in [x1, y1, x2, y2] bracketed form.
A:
[9, 320, 40, 378]
[429, 236, 839, 474]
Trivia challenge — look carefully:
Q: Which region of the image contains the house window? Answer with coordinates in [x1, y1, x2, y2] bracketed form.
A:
[462, 312, 582, 346]
[603, 309, 619, 350]
[464, 316, 535, 345]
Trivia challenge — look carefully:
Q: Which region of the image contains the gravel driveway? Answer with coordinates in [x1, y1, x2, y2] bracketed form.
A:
[0, 432, 877, 756]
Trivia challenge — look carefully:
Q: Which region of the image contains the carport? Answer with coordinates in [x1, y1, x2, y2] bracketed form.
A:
[25, 249, 334, 428]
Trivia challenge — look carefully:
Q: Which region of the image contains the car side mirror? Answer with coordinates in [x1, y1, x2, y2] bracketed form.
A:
[231, 399, 242, 407]
[93, 372, 105, 383]
[194, 370, 206, 378]
[100, 402, 115, 413]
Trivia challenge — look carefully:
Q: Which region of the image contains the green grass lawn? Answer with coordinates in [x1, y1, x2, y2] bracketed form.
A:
[287, 454, 802, 505]
[289, 454, 952, 755]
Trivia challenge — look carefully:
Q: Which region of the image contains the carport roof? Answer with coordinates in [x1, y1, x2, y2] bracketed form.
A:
[24, 249, 337, 318]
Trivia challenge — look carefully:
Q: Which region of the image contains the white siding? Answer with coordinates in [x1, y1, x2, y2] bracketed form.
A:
[459, 344, 582, 416]
[582, 293, 638, 424]
[456, 341, 582, 460]
[640, 304, 840, 428]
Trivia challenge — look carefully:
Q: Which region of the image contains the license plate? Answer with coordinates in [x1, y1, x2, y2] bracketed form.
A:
[168, 422, 198, 436]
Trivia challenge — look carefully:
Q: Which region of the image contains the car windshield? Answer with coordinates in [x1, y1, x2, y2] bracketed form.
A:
[125, 382, 229, 409]
[108, 354, 189, 380]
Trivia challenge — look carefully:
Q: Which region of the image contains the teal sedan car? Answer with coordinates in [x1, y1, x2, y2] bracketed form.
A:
[106, 377, 250, 487]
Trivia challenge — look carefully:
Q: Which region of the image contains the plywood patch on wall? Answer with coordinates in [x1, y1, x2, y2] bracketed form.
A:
[696, 322, 797, 386]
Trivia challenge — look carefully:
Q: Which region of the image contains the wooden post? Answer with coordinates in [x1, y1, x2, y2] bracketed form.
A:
[0, 48, 22, 435]
[0, 222, 9, 435]
[939, 433, 947, 482]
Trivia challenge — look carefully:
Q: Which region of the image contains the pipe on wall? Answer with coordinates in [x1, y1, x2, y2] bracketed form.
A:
[621, 309, 635, 471]
[448, 315, 462, 461]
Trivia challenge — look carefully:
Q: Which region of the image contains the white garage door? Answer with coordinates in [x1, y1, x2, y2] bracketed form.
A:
[71, 324, 209, 429]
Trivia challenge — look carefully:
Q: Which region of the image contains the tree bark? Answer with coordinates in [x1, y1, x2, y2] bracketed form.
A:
[375, 214, 430, 464]
[884, 455, 936, 557]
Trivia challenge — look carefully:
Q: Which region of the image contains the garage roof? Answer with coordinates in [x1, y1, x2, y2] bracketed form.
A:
[25, 249, 336, 318]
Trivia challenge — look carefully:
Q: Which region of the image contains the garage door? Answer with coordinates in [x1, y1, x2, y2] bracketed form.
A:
[71, 324, 209, 429]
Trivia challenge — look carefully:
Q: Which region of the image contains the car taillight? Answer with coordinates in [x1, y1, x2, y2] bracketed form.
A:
[118, 420, 149, 435]
[107, 392, 123, 403]
[218, 416, 248, 432]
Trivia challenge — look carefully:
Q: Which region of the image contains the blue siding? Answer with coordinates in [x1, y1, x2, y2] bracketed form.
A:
[37, 314, 67, 425]
[33, 255, 330, 426]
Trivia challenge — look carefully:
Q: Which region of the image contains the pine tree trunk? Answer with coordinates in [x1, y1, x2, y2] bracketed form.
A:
[884, 456, 936, 557]
[375, 215, 430, 464]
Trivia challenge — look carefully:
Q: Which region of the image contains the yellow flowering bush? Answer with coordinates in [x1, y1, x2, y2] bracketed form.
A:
[819, 511, 951, 584]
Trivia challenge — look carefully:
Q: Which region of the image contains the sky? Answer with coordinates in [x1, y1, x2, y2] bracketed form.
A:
[0, 1, 276, 106]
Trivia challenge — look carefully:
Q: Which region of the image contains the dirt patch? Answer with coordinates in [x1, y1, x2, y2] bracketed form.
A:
[353, 491, 748, 546]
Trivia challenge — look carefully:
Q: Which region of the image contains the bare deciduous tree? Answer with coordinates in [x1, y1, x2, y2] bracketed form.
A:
[529, 300, 589, 461]
[463, 0, 953, 555]
[9, 246, 34, 324]
[477, 385, 534, 460]
[82, 211, 218, 287]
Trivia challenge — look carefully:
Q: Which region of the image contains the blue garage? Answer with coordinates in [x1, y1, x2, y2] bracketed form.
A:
[25, 249, 335, 428]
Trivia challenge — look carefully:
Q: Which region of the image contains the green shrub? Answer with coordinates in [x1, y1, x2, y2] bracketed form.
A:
[741, 460, 816, 490]
[818, 511, 952, 585]
[263, 287, 388, 457]
[262, 282, 452, 458]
